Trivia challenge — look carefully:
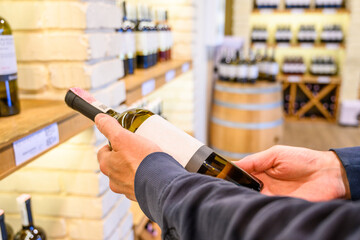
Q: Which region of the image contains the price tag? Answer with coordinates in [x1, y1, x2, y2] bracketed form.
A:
[182, 63, 190, 73]
[259, 9, 274, 14]
[300, 43, 314, 49]
[291, 9, 304, 14]
[323, 9, 337, 14]
[13, 123, 59, 166]
[165, 70, 176, 82]
[288, 76, 301, 83]
[317, 76, 331, 84]
[277, 43, 290, 48]
[326, 43, 340, 50]
[142, 78, 156, 96]
[252, 43, 267, 49]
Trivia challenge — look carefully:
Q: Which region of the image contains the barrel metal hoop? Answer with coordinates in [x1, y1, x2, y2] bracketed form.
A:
[215, 84, 281, 94]
[214, 99, 283, 111]
[211, 146, 252, 159]
[211, 117, 284, 129]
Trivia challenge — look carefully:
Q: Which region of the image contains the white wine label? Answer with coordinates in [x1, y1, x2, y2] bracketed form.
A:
[0, 35, 17, 76]
[142, 78, 156, 96]
[288, 76, 301, 83]
[135, 115, 204, 168]
[135, 32, 149, 53]
[91, 101, 111, 113]
[13, 123, 59, 166]
[165, 70, 176, 82]
[125, 32, 136, 55]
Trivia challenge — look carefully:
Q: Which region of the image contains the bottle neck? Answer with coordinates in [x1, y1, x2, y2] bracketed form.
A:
[19, 198, 34, 227]
[0, 213, 7, 240]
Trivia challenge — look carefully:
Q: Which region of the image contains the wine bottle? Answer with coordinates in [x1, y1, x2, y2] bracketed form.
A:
[135, 4, 149, 69]
[65, 88, 263, 191]
[267, 48, 278, 82]
[156, 9, 167, 62]
[0, 16, 20, 117]
[236, 50, 248, 83]
[247, 50, 259, 84]
[14, 194, 46, 240]
[0, 210, 13, 240]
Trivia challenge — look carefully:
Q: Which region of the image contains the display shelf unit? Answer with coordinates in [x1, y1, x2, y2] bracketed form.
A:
[125, 60, 191, 105]
[251, 42, 345, 50]
[282, 80, 340, 122]
[0, 60, 192, 180]
[252, 8, 350, 15]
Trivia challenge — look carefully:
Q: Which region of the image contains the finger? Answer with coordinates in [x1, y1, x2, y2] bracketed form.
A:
[95, 114, 130, 151]
[97, 144, 112, 176]
[235, 147, 277, 173]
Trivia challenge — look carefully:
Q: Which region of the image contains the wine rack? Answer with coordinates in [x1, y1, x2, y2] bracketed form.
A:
[282, 80, 340, 121]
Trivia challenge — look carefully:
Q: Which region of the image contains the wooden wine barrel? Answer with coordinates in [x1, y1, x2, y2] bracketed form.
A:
[210, 81, 284, 160]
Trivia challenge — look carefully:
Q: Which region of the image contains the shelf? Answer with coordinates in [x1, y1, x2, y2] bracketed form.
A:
[252, 42, 345, 50]
[124, 59, 192, 104]
[0, 100, 93, 180]
[252, 8, 350, 15]
[0, 60, 192, 180]
[277, 74, 341, 84]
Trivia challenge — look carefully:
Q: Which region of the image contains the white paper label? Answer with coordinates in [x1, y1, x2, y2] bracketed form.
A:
[288, 76, 301, 83]
[323, 9, 337, 14]
[135, 32, 149, 53]
[300, 43, 314, 49]
[124, 32, 136, 54]
[135, 115, 203, 167]
[259, 9, 274, 14]
[326, 43, 340, 50]
[317, 76, 331, 84]
[182, 63, 190, 73]
[0, 35, 17, 75]
[277, 43, 290, 48]
[13, 123, 59, 166]
[142, 78, 156, 96]
[165, 70, 176, 82]
[291, 9, 304, 14]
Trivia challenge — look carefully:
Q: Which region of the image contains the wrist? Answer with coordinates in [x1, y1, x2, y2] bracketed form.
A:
[327, 151, 351, 199]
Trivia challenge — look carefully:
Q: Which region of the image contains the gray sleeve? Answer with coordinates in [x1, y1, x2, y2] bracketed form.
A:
[135, 152, 360, 240]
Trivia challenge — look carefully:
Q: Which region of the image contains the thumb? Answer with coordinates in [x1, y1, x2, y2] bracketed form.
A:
[95, 114, 130, 150]
[235, 147, 277, 173]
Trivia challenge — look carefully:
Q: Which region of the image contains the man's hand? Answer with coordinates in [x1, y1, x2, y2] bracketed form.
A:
[235, 145, 350, 201]
[95, 114, 161, 201]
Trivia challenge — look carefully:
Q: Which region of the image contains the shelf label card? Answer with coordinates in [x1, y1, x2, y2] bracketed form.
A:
[277, 43, 290, 48]
[13, 123, 59, 166]
[182, 63, 190, 73]
[142, 78, 156, 96]
[252, 43, 267, 49]
[259, 9, 274, 14]
[300, 43, 314, 49]
[291, 9, 304, 14]
[165, 70, 176, 82]
[326, 43, 340, 50]
[317, 76, 331, 84]
[323, 9, 337, 14]
[288, 76, 301, 83]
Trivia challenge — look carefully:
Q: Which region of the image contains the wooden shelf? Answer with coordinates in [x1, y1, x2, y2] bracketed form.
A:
[124, 60, 192, 104]
[252, 42, 345, 50]
[252, 8, 350, 15]
[0, 99, 93, 180]
[277, 74, 341, 84]
[0, 60, 192, 180]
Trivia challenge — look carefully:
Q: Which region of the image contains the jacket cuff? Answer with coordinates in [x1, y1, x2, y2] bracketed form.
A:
[134, 152, 188, 222]
[331, 147, 360, 200]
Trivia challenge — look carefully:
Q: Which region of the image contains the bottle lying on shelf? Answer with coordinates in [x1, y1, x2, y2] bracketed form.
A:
[282, 56, 307, 75]
[315, 0, 344, 9]
[310, 56, 338, 76]
[285, 0, 310, 8]
[65, 88, 263, 191]
[320, 24, 344, 43]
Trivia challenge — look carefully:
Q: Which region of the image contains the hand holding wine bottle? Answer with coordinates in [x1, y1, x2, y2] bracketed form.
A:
[96, 113, 161, 201]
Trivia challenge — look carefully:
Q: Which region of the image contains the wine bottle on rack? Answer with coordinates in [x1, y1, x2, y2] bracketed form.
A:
[156, 9, 167, 62]
[0, 210, 14, 240]
[164, 11, 172, 60]
[135, 4, 149, 69]
[118, 1, 136, 75]
[267, 48, 278, 82]
[65, 88, 263, 191]
[247, 51, 259, 84]
[236, 50, 248, 83]
[0, 16, 20, 117]
[14, 194, 46, 240]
